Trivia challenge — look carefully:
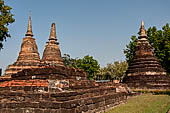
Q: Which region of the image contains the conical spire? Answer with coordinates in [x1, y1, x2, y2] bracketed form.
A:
[25, 11, 33, 37]
[139, 21, 147, 37]
[49, 23, 57, 41]
[4, 11, 41, 76]
[41, 23, 63, 66]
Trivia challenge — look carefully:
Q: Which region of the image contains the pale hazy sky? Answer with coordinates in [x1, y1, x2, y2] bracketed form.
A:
[0, 0, 170, 74]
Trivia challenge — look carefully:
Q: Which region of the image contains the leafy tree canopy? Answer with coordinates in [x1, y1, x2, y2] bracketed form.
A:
[124, 23, 170, 74]
[62, 54, 76, 67]
[98, 61, 128, 81]
[62, 54, 100, 80]
[0, 0, 15, 49]
[123, 36, 138, 64]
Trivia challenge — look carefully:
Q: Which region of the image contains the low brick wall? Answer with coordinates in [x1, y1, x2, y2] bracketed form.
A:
[0, 91, 127, 113]
[0, 86, 116, 101]
[0, 77, 129, 113]
[69, 80, 128, 92]
[0, 66, 129, 113]
[11, 66, 87, 81]
[123, 75, 170, 90]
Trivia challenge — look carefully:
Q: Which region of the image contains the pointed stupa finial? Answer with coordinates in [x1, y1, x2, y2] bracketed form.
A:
[139, 20, 147, 37]
[49, 23, 57, 41]
[25, 10, 33, 37]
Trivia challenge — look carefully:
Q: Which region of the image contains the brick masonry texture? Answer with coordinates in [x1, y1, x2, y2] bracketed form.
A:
[0, 65, 129, 113]
[123, 22, 170, 91]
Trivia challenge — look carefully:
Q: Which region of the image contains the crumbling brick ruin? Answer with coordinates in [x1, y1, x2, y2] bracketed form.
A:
[0, 14, 129, 113]
[123, 21, 170, 91]
[0, 67, 128, 113]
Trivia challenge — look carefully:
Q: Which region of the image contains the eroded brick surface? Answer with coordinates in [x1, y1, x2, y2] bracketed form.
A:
[124, 22, 170, 91]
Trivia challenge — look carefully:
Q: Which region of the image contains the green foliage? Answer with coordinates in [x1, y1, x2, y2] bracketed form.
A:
[0, 0, 15, 49]
[147, 24, 170, 74]
[98, 61, 128, 81]
[62, 54, 76, 67]
[75, 55, 100, 80]
[123, 36, 138, 64]
[124, 23, 170, 74]
[62, 54, 100, 80]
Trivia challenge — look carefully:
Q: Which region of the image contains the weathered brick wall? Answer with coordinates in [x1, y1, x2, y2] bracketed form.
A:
[0, 66, 129, 113]
[0, 80, 126, 93]
[0, 87, 116, 102]
[11, 66, 87, 81]
[0, 91, 127, 113]
[69, 80, 128, 92]
[0, 77, 128, 113]
[123, 75, 170, 90]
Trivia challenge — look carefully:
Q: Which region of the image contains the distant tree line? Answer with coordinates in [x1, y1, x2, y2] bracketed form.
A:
[97, 61, 128, 82]
[62, 54, 128, 81]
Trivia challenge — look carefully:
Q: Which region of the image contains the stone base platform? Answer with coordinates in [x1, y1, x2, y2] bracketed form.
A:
[0, 91, 127, 113]
[10, 66, 87, 81]
[4, 64, 40, 77]
[0, 80, 128, 113]
[0, 66, 129, 113]
[123, 75, 170, 90]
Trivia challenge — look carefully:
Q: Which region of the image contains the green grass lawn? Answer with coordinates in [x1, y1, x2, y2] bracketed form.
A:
[107, 94, 170, 113]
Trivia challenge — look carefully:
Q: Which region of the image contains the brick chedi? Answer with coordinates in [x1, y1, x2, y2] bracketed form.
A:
[127, 21, 166, 76]
[123, 21, 170, 90]
[41, 23, 64, 66]
[4, 13, 40, 76]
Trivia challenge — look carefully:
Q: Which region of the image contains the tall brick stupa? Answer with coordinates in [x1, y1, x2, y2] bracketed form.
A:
[123, 21, 170, 90]
[127, 21, 166, 76]
[41, 23, 64, 66]
[4, 13, 40, 76]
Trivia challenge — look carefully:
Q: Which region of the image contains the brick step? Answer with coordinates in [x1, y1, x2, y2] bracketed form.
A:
[11, 67, 87, 80]
[0, 92, 127, 113]
[132, 57, 158, 61]
[127, 83, 170, 86]
[127, 68, 165, 73]
[124, 80, 170, 84]
[128, 64, 162, 69]
[124, 75, 170, 80]
[127, 83, 170, 89]
[130, 60, 160, 66]
[0, 86, 116, 102]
